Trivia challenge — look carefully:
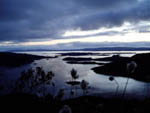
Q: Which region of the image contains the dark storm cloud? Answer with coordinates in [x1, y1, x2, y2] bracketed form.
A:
[73, 0, 137, 9]
[0, 0, 75, 21]
[73, 0, 150, 30]
[0, 0, 75, 42]
[0, 0, 150, 43]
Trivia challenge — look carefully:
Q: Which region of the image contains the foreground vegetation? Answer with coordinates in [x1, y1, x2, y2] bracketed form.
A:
[0, 67, 149, 113]
[1, 94, 150, 113]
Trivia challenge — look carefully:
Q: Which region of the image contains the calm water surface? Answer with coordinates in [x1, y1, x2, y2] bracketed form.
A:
[1, 51, 150, 99]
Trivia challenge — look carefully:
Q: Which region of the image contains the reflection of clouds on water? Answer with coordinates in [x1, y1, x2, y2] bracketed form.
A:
[0, 64, 31, 94]
[0, 51, 150, 99]
[0, 64, 31, 81]
[32, 56, 147, 99]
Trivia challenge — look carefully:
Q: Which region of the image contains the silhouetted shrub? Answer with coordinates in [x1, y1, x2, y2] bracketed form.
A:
[13, 67, 55, 96]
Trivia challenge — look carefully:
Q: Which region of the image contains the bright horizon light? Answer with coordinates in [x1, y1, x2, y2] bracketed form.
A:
[1, 32, 150, 47]
[1, 21, 150, 47]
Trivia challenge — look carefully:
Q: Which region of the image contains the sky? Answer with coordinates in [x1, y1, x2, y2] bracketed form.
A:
[0, 0, 150, 50]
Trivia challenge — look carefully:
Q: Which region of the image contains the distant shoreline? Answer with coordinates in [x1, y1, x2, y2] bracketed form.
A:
[2, 47, 150, 52]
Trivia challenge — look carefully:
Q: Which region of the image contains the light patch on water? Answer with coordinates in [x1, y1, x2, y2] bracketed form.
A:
[1, 51, 150, 99]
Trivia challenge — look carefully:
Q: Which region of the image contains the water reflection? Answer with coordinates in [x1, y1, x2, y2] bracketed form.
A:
[0, 51, 150, 99]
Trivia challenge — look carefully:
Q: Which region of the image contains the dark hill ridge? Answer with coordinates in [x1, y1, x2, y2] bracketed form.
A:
[0, 52, 55, 67]
[92, 53, 150, 82]
[81, 47, 150, 51]
[8, 47, 150, 52]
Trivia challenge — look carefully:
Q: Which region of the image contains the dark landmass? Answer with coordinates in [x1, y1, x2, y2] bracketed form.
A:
[60, 52, 107, 56]
[63, 55, 126, 65]
[63, 57, 93, 61]
[0, 93, 56, 113]
[66, 81, 80, 85]
[81, 47, 150, 51]
[63, 57, 107, 65]
[0, 52, 56, 67]
[64, 96, 149, 113]
[63, 55, 131, 62]
[1, 93, 150, 113]
[60, 51, 135, 57]
[7, 47, 150, 52]
[92, 53, 150, 82]
[94, 55, 130, 61]
[66, 61, 104, 65]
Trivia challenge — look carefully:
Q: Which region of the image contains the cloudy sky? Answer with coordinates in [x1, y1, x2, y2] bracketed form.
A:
[0, 0, 150, 50]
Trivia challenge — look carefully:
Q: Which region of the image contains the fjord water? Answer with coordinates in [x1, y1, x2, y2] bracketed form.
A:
[1, 51, 150, 99]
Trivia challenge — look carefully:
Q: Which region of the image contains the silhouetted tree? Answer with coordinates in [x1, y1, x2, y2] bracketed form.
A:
[70, 68, 79, 81]
[14, 67, 55, 96]
[67, 68, 80, 97]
